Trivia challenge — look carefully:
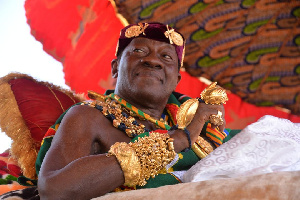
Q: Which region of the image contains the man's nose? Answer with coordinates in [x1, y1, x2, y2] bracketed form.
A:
[141, 53, 162, 69]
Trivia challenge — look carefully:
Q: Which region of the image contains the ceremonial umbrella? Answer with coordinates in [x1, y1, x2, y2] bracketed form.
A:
[113, 0, 300, 114]
[24, 0, 300, 128]
[25, 0, 123, 93]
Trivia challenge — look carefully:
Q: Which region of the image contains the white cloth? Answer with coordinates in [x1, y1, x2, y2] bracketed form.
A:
[183, 115, 300, 182]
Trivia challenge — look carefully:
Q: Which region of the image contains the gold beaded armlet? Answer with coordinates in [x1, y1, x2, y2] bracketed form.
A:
[107, 132, 176, 187]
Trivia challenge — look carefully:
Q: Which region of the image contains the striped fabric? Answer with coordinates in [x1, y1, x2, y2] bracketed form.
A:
[109, 93, 172, 130]
[206, 123, 228, 147]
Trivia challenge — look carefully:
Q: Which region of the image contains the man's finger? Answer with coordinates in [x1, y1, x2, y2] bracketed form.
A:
[218, 120, 226, 132]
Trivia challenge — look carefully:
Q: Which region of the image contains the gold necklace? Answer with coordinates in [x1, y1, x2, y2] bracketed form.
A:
[84, 97, 150, 138]
[108, 93, 171, 130]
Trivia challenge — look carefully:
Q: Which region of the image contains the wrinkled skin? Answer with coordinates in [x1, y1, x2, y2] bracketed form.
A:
[38, 38, 225, 200]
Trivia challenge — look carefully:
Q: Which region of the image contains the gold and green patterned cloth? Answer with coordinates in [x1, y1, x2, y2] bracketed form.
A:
[34, 91, 240, 189]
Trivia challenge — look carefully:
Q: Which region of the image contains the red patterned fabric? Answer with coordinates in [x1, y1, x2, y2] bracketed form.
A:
[165, 103, 179, 126]
[43, 128, 57, 139]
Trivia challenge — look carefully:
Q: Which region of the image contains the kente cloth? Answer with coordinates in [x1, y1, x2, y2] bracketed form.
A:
[33, 92, 240, 189]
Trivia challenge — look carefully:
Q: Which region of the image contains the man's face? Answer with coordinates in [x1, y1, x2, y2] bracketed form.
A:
[112, 37, 181, 101]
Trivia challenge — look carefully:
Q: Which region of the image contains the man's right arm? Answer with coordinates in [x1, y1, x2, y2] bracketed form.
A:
[37, 105, 128, 200]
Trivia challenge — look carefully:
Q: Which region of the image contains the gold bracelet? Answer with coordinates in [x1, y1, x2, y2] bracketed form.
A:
[192, 136, 214, 159]
[107, 142, 141, 187]
[108, 132, 176, 187]
[130, 132, 176, 186]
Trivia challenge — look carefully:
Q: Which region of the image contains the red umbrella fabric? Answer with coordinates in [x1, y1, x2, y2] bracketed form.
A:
[25, 0, 123, 93]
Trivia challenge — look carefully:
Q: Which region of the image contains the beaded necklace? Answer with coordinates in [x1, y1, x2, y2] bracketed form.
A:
[108, 93, 171, 130]
[84, 93, 171, 138]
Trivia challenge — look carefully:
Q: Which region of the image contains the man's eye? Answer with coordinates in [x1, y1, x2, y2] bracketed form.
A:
[163, 54, 172, 59]
[133, 49, 143, 52]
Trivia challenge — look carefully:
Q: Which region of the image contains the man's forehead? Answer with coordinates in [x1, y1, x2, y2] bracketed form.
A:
[129, 38, 176, 50]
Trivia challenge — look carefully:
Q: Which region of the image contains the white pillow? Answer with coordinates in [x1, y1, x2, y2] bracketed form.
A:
[183, 115, 300, 182]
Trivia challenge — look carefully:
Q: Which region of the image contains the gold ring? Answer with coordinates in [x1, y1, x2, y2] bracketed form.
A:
[209, 110, 223, 126]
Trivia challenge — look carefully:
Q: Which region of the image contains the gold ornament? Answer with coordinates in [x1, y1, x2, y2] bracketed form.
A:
[176, 98, 199, 129]
[125, 23, 149, 38]
[115, 41, 120, 56]
[200, 82, 227, 126]
[180, 45, 185, 67]
[164, 25, 184, 46]
[130, 132, 175, 186]
[200, 82, 228, 105]
[176, 82, 228, 128]
[107, 132, 176, 187]
[195, 136, 214, 154]
[192, 135, 215, 159]
[107, 142, 141, 187]
[87, 90, 106, 101]
[84, 98, 146, 138]
[192, 143, 208, 159]
[209, 110, 223, 126]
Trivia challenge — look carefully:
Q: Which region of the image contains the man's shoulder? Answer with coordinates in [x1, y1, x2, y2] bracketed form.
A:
[61, 103, 108, 128]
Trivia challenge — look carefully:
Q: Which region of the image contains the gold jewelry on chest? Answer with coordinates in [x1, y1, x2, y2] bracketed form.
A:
[85, 91, 170, 137]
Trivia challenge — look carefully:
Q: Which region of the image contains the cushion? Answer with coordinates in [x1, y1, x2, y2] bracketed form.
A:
[0, 73, 84, 179]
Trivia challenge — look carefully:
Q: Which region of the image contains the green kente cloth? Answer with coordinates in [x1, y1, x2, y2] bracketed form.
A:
[32, 91, 240, 189]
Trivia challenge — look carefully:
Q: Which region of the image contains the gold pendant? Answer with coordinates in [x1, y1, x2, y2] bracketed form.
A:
[164, 25, 184, 46]
[176, 82, 228, 128]
[200, 82, 228, 105]
[176, 98, 199, 129]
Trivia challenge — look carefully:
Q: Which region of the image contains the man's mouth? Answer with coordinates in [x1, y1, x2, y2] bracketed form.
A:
[136, 70, 163, 83]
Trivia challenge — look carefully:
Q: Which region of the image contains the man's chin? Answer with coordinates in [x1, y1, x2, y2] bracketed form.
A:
[132, 84, 163, 98]
[140, 82, 164, 93]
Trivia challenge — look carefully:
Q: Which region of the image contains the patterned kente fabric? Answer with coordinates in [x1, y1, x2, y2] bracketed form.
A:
[114, 0, 300, 115]
[33, 91, 240, 190]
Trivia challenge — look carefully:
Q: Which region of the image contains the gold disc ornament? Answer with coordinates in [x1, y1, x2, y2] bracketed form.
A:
[176, 98, 199, 129]
[176, 82, 228, 128]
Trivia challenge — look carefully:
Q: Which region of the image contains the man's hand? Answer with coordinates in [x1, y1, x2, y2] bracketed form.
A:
[169, 101, 226, 152]
[190, 102, 225, 141]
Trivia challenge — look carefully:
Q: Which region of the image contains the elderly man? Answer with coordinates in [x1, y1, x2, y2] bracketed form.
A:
[36, 22, 235, 199]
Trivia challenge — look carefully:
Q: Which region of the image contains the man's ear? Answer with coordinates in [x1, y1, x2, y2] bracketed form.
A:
[111, 59, 119, 78]
[177, 72, 181, 84]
